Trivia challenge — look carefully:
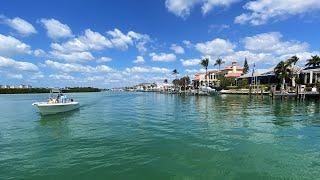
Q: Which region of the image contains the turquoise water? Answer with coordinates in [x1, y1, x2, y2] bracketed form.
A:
[0, 92, 320, 179]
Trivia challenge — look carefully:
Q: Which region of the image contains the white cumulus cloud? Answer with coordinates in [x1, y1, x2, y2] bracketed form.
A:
[243, 32, 309, 55]
[195, 38, 235, 56]
[50, 51, 95, 62]
[125, 66, 170, 74]
[165, 0, 239, 18]
[133, 56, 145, 64]
[45, 60, 113, 73]
[180, 58, 201, 66]
[0, 34, 31, 56]
[51, 29, 112, 53]
[40, 18, 73, 39]
[0, 56, 38, 71]
[97, 56, 112, 63]
[170, 44, 185, 54]
[235, 0, 320, 25]
[149, 52, 176, 62]
[0, 15, 37, 36]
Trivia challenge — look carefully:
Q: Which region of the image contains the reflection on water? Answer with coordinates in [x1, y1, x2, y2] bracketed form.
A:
[39, 109, 80, 122]
[0, 92, 320, 179]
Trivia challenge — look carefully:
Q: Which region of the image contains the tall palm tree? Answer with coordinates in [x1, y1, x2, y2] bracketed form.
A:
[305, 55, 320, 67]
[200, 58, 209, 86]
[287, 56, 299, 87]
[287, 55, 299, 65]
[172, 69, 179, 79]
[274, 61, 290, 91]
[214, 58, 224, 71]
[172, 69, 179, 91]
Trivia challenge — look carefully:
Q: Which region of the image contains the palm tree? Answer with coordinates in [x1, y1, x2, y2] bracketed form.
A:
[287, 56, 299, 87]
[214, 58, 224, 71]
[172, 69, 179, 91]
[287, 55, 299, 65]
[305, 55, 320, 68]
[172, 69, 179, 79]
[274, 61, 290, 92]
[200, 58, 209, 86]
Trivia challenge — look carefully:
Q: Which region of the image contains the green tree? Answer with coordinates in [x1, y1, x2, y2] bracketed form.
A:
[305, 55, 320, 67]
[180, 76, 191, 90]
[274, 61, 289, 91]
[243, 58, 249, 74]
[218, 76, 235, 89]
[214, 58, 224, 71]
[200, 58, 210, 86]
[172, 69, 179, 91]
[274, 56, 300, 90]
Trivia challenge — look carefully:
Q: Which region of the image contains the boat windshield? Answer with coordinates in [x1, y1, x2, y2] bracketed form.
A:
[47, 89, 73, 104]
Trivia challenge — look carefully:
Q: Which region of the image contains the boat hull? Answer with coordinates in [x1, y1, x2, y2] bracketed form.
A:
[33, 102, 80, 115]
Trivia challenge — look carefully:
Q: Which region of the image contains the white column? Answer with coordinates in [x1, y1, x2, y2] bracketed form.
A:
[315, 73, 318, 84]
[304, 73, 307, 84]
[310, 71, 313, 84]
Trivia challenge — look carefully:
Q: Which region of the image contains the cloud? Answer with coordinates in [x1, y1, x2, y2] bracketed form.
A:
[125, 66, 170, 74]
[33, 49, 46, 57]
[165, 0, 239, 18]
[0, 56, 38, 71]
[45, 60, 113, 73]
[0, 34, 31, 56]
[107, 29, 151, 52]
[7, 73, 23, 79]
[182, 40, 193, 48]
[235, 0, 320, 25]
[188, 32, 316, 69]
[0, 15, 37, 36]
[170, 44, 185, 54]
[243, 32, 309, 55]
[51, 29, 112, 52]
[107, 28, 133, 50]
[50, 51, 94, 62]
[149, 52, 176, 62]
[133, 56, 145, 64]
[165, 0, 199, 18]
[185, 68, 206, 74]
[195, 38, 235, 56]
[201, 0, 239, 14]
[49, 73, 75, 80]
[97, 56, 112, 63]
[40, 18, 73, 39]
[180, 58, 201, 66]
[208, 24, 230, 33]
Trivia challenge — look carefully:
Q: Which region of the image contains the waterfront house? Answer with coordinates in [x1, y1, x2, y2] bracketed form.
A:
[134, 83, 157, 91]
[193, 61, 244, 88]
[218, 61, 244, 78]
[301, 66, 320, 84]
[237, 68, 278, 85]
[156, 83, 174, 92]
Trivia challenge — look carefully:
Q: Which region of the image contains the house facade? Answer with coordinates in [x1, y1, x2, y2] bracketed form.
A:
[193, 61, 244, 88]
[219, 62, 244, 78]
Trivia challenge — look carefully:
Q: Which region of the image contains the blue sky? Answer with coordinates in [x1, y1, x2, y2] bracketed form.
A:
[0, 0, 320, 88]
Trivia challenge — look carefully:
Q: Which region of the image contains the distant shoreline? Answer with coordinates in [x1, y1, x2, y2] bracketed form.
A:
[0, 87, 101, 94]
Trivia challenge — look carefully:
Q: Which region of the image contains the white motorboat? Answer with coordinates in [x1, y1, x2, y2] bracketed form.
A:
[32, 89, 80, 115]
[200, 86, 217, 93]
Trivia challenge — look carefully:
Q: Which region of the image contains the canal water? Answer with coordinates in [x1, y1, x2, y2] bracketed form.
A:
[0, 92, 319, 179]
